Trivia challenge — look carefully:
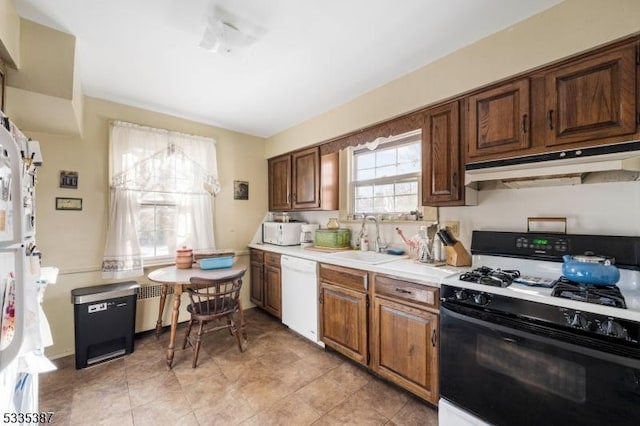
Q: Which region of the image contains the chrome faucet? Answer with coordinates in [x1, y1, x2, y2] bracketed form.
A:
[365, 215, 387, 253]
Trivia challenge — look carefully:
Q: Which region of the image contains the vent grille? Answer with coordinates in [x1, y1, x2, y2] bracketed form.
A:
[137, 284, 174, 300]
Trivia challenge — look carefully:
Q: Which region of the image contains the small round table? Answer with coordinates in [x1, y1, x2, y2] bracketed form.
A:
[147, 264, 248, 369]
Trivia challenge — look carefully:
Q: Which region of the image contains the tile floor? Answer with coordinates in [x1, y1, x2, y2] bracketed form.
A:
[40, 308, 439, 425]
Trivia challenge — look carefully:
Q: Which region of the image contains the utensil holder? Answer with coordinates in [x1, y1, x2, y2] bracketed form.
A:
[444, 242, 472, 267]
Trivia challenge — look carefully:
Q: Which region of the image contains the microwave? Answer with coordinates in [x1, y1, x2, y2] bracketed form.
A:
[262, 222, 304, 246]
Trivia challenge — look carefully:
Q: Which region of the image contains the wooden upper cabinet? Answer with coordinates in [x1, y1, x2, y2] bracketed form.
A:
[422, 101, 462, 205]
[544, 45, 637, 147]
[291, 147, 320, 209]
[268, 155, 292, 211]
[268, 146, 338, 212]
[466, 78, 531, 160]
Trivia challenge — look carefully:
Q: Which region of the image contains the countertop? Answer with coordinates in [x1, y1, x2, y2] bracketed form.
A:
[248, 243, 468, 286]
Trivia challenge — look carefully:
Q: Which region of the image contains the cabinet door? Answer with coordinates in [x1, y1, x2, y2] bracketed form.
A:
[264, 265, 282, 319]
[545, 45, 637, 147]
[467, 78, 531, 160]
[422, 101, 462, 205]
[319, 282, 368, 365]
[372, 296, 439, 403]
[291, 147, 320, 210]
[268, 155, 292, 211]
[249, 261, 264, 306]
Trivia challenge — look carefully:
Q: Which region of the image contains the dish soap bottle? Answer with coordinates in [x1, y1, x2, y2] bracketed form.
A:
[358, 224, 369, 251]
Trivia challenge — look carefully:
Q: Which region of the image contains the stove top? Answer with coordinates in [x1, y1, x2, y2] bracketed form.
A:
[551, 277, 627, 309]
[459, 266, 520, 287]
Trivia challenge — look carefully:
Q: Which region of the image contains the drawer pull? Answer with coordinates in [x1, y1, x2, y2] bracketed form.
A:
[431, 329, 437, 347]
[395, 288, 412, 294]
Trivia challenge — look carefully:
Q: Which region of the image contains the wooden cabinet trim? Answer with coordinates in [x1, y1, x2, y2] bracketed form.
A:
[265, 252, 281, 268]
[319, 263, 368, 292]
[250, 248, 264, 264]
[373, 274, 439, 311]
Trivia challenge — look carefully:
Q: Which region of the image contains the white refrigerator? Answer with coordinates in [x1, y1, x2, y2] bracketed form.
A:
[0, 115, 55, 416]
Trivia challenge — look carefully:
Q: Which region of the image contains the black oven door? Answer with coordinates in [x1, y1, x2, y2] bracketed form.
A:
[440, 302, 640, 426]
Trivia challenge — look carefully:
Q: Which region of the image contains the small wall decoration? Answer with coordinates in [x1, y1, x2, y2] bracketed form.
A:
[233, 180, 249, 200]
[56, 197, 83, 211]
[60, 170, 79, 189]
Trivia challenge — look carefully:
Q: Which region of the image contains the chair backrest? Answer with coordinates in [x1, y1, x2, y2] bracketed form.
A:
[187, 270, 245, 317]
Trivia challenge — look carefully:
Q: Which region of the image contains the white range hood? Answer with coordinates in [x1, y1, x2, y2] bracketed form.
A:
[465, 141, 640, 188]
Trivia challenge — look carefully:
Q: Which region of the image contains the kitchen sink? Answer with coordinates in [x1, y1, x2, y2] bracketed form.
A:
[327, 250, 407, 265]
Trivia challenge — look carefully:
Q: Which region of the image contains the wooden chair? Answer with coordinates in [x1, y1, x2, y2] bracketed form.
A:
[182, 269, 247, 368]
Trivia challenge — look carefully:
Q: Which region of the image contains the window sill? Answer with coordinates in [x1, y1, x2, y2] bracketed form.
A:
[339, 218, 437, 225]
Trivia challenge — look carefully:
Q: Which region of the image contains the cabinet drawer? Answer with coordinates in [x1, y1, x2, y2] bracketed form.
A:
[319, 263, 368, 292]
[265, 252, 281, 267]
[250, 249, 264, 264]
[374, 274, 439, 309]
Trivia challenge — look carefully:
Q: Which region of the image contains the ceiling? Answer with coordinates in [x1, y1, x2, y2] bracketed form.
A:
[15, 0, 561, 138]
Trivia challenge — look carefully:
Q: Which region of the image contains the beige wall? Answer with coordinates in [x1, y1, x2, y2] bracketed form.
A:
[8, 19, 75, 99]
[265, 0, 640, 157]
[0, 0, 19, 67]
[29, 96, 267, 358]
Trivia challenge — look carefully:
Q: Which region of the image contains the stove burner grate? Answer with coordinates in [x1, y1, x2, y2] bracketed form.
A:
[459, 266, 521, 287]
[551, 277, 626, 309]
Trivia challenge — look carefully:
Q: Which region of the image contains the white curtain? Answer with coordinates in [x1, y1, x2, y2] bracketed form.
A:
[102, 121, 220, 279]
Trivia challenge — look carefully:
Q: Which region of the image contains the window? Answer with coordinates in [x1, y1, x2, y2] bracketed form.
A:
[102, 121, 220, 279]
[351, 130, 421, 215]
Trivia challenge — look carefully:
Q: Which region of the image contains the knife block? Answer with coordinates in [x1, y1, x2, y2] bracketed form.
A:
[445, 242, 472, 267]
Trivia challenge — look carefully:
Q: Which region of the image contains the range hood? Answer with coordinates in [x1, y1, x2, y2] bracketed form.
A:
[465, 141, 640, 189]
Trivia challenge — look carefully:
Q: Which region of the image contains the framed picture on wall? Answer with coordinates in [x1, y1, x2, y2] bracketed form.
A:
[60, 171, 79, 189]
[56, 197, 83, 211]
[233, 180, 249, 200]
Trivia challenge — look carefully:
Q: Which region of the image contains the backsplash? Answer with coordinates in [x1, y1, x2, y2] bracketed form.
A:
[276, 180, 640, 253]
[440, 180, 640, 249]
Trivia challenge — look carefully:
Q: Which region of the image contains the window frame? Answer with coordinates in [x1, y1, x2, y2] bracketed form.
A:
[138, 199, 178, 262]
[349, 129, 422, 216]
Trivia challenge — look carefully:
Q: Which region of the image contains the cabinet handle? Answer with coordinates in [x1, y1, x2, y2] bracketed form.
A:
[452, 171, 458, 188]
[292, 193, 297, 203]
[521, 114, 528, 133]
[395, 288, 412, 294]
[431, 329, 437, 347]
[548, 110, 554, 130]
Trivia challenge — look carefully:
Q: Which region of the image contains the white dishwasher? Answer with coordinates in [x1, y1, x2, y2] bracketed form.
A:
[281, 255, 324, 347]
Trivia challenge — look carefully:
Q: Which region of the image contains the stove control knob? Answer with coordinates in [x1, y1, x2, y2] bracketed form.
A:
[568, 313, 588, 329]
[455, 290, 468, 300]
[474, 293, 489, 305]
[599, 319, 627, 338]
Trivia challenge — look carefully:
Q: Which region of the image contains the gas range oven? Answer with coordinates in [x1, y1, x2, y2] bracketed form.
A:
[438, 231, 640, 426]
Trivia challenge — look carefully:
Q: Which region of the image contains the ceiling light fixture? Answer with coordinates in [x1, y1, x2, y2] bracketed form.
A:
[199, 18, 256, 54]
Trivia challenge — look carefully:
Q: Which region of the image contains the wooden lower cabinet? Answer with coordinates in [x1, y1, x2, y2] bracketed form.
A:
[319, 263, 369, 365]
[249, 249, 264, 306]
[319, 282, 368, 365]
[264, 263, 282, 318]
[249, 249, 281, 319]
[371, 296, 439, 404]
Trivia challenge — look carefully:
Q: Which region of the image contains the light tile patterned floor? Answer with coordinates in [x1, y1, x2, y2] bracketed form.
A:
[40, 308, 439, 425]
